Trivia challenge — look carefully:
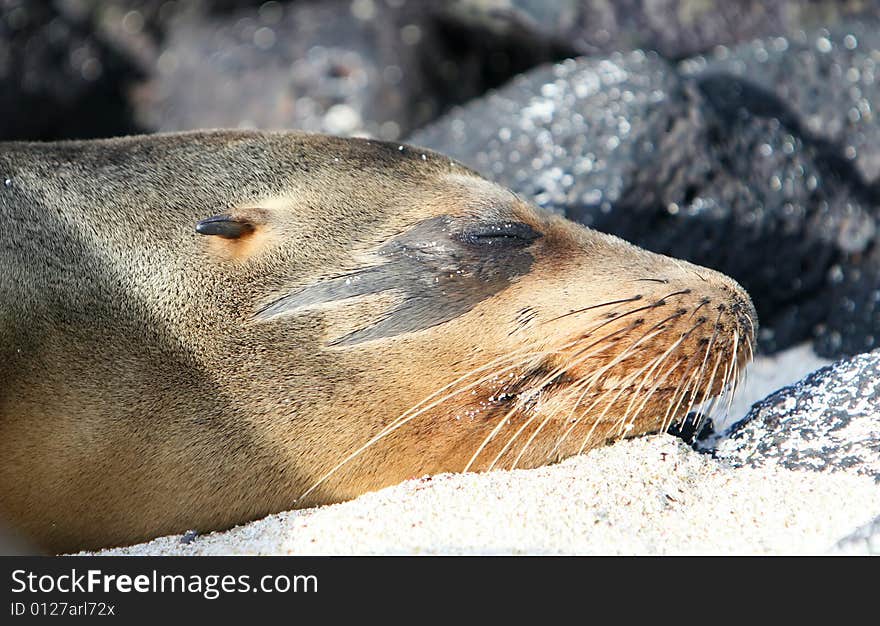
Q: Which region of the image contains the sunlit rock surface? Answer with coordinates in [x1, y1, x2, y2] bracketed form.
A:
[445, 0, 880, 59]
[409, 27, 880, 358]
[713, 349, 880, 481]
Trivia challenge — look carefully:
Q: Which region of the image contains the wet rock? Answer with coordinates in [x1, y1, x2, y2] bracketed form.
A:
[445, 0, 880, 60]
[681, 25, 880, 188]
[409, 52, 680, 217]
[409, 32, 880, 357]
[712, 349, 880, 481]
[681, 26, 880, 357]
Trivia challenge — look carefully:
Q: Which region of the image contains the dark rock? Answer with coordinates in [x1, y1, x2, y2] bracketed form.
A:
[445, 0, 880, 60]
[667, 414, 714, 446]
[0, 0, 143, 140]
[1, 0, 567, 142]
[712, 349, 880, 480]
[409, 51, 680, 217]
[681, 26, 880, 357]
[683, 24, 880, 186]
[408, 30, 880, 357]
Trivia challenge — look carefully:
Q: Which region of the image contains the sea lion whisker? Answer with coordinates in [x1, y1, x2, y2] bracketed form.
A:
[386, 300, 668, 436]
[302, 329, 614, 500]
[653, 323, 708, 437]
[712, 349, 735, 424]
[484, 353, 602, 472]
[493, 338, 627, 470]
[699, 350, 725, 408]
[464, 312, 654, 473]
[541, 295, 643, 325]
[487, 302, 652, 413]
[723, 330, 741, 420]
[687, 298, 711, 320]
[575, 358, 667, 451]
[624, 317, 708, 437]
[557, 317, 703, 457]
[657, 349, 703, 435]
[553, 291, 687, 346]
[621, 356, 687, 437]
[742, 313, 757, 342]
[612, 324, 694, 437]
[544, 321, 678, 460]
[679, 312, 723, 430]
[473, 335, 629, 472]
[688, 351, 725, 436]
[373, 348, 538, 431]
[702, 378, 726, 428]
[657, 288, 693, 302]
[521, 303, 653, 387]
[575, 318, 685, 440]
[463, 402, 524, 473]
[536, 297, 666, 366]
[558, 316, 677, 418]
[545, 322, 678, 459]
[486, 411, 541, 472]
[381, 333, 591, 429]
[562, 319, 643, 365]
[560, 300, 684, 378]
[608, 310, 690, 418]
[503, 356, 609, 470]
[296, 347, 554, 502]
[659, 368, 698, 438]
[509, 316, 646, 421]
[573, 352, 674, 456]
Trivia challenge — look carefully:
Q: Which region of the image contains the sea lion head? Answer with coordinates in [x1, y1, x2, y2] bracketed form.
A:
[195, 135, 757, 504]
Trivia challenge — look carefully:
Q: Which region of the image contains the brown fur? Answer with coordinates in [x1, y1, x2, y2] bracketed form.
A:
[0, 130, 756, 553]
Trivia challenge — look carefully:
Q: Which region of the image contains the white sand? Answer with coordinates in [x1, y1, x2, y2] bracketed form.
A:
[93, 435, 880, 556]
[92, 345, 868, 556]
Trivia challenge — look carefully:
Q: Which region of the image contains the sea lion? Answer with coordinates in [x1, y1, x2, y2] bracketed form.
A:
[0, 130, 756, 553]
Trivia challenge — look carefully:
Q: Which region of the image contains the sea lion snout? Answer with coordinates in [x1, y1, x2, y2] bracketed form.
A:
[424, 213, 760, 473]
[558, 228, 759, 406]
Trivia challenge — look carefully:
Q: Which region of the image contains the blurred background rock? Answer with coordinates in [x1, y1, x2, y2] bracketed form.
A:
[7, 0, 877, 141]
[2, 0, 879, 360]
[0, 0, 570, 140]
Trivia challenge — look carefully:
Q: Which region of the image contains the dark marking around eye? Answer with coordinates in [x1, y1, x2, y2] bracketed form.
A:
[257, 216, 537, 345]
[459, 222, 541, 247]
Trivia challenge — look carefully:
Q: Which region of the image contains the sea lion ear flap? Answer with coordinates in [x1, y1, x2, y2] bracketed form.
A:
[195, 214, 257, 239]
[196, 208, 274, 261]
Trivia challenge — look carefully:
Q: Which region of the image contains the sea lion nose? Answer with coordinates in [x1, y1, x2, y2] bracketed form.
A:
[664, 256, 755, 318]
[707, 270, 758, 344]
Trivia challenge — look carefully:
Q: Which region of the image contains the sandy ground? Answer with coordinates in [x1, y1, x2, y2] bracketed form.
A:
[92, 344, 874, 556]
